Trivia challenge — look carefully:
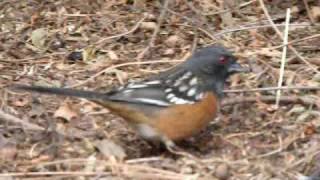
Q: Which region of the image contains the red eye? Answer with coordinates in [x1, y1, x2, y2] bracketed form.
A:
[219, 56, 228, 64]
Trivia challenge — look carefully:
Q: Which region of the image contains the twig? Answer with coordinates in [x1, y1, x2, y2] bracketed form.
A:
[0, 171, 111, 177]
[18, 159, 197, 179]
[0, 109, 45, 131]
[223, 86, 320, 93]
[185, 0, 256, 16]
[270, 34, 320, 50]
[253, 135, 283, 158]
[258, 0, 319, 73]
[166, 10, 217, 41]
[213, 23, 311, 37]
[190, 28, 199, 53]
[222, 95, 318, 106]
[95, 16, 147, 47]
[67, 59, 183, 88]
[126, 157, 162, 164]
[302, 0, 315, 24]
[223, 0, 249, 21]
[276, 8, 291, 107]
[137, 0, 170, 60]
[287, 150, 320, 169]
[0, 52, 65, 63]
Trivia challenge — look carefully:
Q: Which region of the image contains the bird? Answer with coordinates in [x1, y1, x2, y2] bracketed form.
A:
[13, 45, 248, 149]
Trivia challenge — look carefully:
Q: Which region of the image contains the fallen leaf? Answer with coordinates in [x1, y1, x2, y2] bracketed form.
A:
[31, 28, 48, 51]
[311, 6, 320, 22]
[304, 123, 317, 136]
[54, 101, 79, 121]
[0, 144, 17, 162]
[12, 97, 29, 107]
[107, 50, 119, 60]
[0, 135, 17, 162]
[140, 22, 157, 31]
[165, 35, 181, 47]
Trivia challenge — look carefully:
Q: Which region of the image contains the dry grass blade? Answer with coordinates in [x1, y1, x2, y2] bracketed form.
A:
[276, 8, 291, 107]
[95, 16, 147, 47]
[258, 0, 319, 73]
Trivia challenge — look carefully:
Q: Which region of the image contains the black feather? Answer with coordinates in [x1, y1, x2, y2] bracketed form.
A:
[11, 85, 110, 101]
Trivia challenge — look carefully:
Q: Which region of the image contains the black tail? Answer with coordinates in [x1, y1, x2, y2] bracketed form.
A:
[12, 85, 110, 101]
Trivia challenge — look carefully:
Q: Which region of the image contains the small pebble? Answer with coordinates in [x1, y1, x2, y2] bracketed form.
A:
[215, 163, 230, 180]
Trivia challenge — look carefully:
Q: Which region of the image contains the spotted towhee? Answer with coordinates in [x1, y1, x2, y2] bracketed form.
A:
[13, 45, 247, 149]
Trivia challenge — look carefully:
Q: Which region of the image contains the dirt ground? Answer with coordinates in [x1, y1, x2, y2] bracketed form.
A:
[1, 0, 320, 179]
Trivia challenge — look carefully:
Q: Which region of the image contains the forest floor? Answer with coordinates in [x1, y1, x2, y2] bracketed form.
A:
[1, 0, 320, 179]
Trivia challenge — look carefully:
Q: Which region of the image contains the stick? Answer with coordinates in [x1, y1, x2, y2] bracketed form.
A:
[137, 0, 170, 60]
[0, 109, 45, 131]
[222, 95, 317, 107]
[223, 86, 320, 93]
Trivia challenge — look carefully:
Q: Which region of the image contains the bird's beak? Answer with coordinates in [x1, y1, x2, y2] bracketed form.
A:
[228, 62, 249, 73]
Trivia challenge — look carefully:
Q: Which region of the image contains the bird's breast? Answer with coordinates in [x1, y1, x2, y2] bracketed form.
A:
[151, 92, 218, 141]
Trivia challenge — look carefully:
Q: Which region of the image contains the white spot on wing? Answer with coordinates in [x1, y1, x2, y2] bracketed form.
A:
[144, 80, 161, 85]
[169, 97, 178, 103]
[165, 88, 172, 93]
[127, 83, 148, 88]
[134, 98, 170, 106]
[166, 93, 175, 99]
[178, 85, 188, 92]
[189, 77, 197, 86]
[173, 80, 182, 87]
[187, 87, 197, 97]
[174, 98, 194, 104]
[182, 71, 192, 79]
[122, 89, 133, 94]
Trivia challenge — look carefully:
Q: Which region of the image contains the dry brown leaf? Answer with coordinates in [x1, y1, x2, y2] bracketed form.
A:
[133, 0, 146, 9]
[164, 48, 175, 56]
[30, 28, 48, 51]
[0, 135, 17, 162]
[140, 22, 157, 31]
[81, 101, 105, 114]
[107, 50, 119, 60]
[303, 123, 317, 136]
[11, 97, 29, 107]
[54, 101, 79, 121]
[0, 144, 17, 162]
[311, 6, 320, 22]
[165, 35, 181, 47]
